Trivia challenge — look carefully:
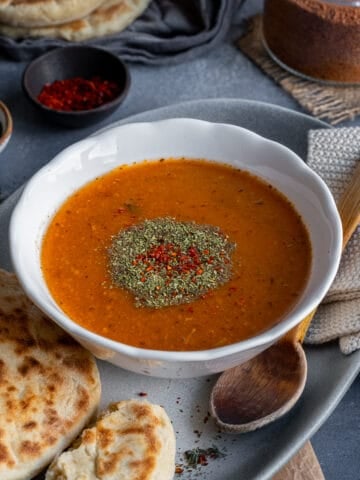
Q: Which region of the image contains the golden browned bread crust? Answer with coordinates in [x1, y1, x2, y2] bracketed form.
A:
[45, 399, 176, 480]
[0, 269, 101, 480]
[0, 0, 151, 40]
[0, 0, 105, 27]
[263, 0, 360, 83]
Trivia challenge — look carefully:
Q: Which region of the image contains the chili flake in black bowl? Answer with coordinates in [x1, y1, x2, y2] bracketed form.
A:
[22, 46, 130, 128]
[37, 76, 122, 112]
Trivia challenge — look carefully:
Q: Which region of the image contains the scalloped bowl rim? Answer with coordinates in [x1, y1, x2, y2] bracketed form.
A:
[9, 118, 342, 364]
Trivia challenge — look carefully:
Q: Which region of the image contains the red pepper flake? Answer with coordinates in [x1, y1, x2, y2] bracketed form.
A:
[184, 446, 226, 469]
[137, 392, 147, 397]
[175, 465, 184, 474]
[135, 243, 219, 281]
[109, 218, 235, 309]
[37, 76, 121, 112]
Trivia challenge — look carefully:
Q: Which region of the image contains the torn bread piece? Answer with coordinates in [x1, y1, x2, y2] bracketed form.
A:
[45, 399, 176, 480]
[0, 269, 101, 480]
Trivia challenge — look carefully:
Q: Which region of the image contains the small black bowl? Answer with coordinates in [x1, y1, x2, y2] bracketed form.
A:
[22, 46, 130, 128]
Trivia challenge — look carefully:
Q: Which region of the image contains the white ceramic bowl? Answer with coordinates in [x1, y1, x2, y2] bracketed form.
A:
[9, 118, 342, 378]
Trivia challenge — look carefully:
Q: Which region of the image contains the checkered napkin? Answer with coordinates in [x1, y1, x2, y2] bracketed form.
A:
[304, 127, 360, 354]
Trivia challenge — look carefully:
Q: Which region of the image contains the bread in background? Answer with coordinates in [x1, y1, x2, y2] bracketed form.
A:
[0, 0, 151, 40]
[0, 0, 105, 27]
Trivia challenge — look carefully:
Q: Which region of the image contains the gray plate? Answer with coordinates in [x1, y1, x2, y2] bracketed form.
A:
[2, 99, 360, 479]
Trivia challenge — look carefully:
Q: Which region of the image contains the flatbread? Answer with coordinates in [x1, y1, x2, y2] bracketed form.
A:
[0, 268, 101, 480]
[0, 0, 151, 41]
[0, 0, 105, 28]
[45, 399, 176, 480]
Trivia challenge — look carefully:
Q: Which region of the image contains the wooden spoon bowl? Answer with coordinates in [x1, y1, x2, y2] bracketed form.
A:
[211, 342, 306, 432]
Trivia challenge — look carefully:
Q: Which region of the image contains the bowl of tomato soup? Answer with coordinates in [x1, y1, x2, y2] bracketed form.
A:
[9, 118, 342, 378]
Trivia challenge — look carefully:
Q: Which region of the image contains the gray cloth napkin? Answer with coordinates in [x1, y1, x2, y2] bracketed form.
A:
[304, 127, 360, 354]
[0, 0, 244, 63]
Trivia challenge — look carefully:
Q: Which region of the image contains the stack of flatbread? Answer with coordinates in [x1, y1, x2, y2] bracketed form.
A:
[0, 0, 151, 41]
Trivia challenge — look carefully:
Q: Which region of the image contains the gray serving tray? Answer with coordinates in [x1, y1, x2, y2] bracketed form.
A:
[1, 99, 359, 479]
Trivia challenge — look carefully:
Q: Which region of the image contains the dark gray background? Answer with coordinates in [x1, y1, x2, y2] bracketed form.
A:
[0, 0, 359, 478]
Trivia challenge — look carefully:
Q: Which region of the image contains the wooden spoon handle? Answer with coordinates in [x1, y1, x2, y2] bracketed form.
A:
[289, 160, 360, 343]
[338, 160, 360, 247]
[273, 441, 325, 480]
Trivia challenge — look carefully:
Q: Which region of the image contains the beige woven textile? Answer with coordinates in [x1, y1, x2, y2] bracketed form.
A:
[237, 15, 360, 126]
[305, 127, 360, 354]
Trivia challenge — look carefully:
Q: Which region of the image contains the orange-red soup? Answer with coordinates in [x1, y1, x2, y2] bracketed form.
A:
[41, 159, 312, 351]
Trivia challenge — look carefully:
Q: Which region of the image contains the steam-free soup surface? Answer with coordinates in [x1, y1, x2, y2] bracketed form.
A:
[41, 159, 312, 351]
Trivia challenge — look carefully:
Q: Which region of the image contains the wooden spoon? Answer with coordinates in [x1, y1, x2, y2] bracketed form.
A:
[210, 161, 360, 433]
[274, 441, 325, 480]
